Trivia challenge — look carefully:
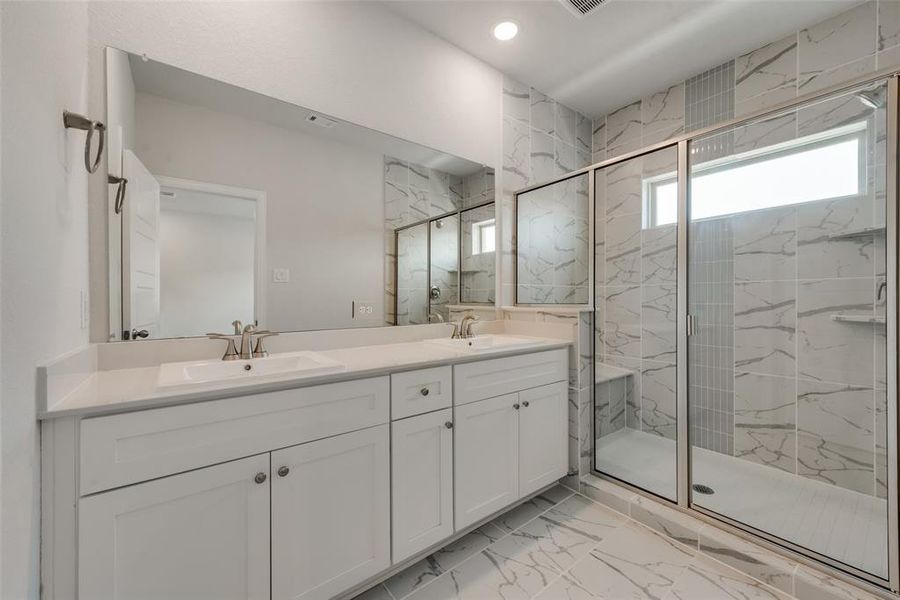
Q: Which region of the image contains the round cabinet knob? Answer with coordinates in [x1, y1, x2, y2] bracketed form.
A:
[522, 401, 530, 407]
[254, 472, 267, 484]
[420, 387, 430, 396]
[513, 403, 520, 410]
[445, 421, 453, 429]
[277, 466, 290, 478]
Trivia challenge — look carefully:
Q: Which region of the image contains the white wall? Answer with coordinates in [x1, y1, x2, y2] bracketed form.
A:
[134, 92, 385, 332]
[88, 1, 504, 341]
[159, 198, 256, 338]
[0, 2, 91, 598]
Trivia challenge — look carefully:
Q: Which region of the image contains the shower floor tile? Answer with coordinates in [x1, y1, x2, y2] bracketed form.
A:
[595, 428, 888, 578]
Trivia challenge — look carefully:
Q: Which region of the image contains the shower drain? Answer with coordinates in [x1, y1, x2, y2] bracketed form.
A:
[692, 483, 715, 495]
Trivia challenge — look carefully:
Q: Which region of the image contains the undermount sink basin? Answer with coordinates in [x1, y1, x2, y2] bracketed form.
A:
[157, 351, 347, 388]
[424, 334, 544, 353]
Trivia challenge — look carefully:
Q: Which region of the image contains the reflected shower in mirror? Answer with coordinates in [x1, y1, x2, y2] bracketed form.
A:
[105, 48, 495, 340]
[516, 172, 589, 304]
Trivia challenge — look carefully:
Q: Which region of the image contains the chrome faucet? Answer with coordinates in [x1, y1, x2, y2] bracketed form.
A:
[457, 315, 480, 339]
[207, 322, 278, 360]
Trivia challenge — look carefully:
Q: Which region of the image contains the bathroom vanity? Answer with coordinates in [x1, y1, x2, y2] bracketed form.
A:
[40, 337, 569, 600]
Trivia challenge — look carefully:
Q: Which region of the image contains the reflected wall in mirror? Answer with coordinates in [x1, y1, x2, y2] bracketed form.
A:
[106, 48, 495, 340]
[515, 172, 589, 304]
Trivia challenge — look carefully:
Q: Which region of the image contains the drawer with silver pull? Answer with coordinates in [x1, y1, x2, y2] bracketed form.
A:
[390, 366, 452, 419]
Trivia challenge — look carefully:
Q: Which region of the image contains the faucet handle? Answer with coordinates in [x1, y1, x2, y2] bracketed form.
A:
[253, 332, 278, 357]
[231, 320, 243, 335]
[207, 333, 239, 361]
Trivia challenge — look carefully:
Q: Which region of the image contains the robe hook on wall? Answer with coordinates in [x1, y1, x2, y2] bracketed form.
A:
[62, 110, 106, 174]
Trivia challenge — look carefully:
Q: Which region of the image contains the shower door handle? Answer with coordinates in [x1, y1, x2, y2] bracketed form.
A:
[686, 314, 696, 337]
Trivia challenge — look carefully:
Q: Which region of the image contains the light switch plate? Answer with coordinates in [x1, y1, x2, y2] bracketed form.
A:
[273, 268, 290, 283]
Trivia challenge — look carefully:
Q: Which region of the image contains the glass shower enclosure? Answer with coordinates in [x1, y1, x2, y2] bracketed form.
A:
[582, 78, 896, 588]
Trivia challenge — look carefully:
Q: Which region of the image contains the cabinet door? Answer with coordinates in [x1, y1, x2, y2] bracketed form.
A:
[454, 393, 519, 530]
[391, 408, 454, 563]
[519, 381, 568, 497]
[79, 454, 270, 600]
[271, 425, 390, 600]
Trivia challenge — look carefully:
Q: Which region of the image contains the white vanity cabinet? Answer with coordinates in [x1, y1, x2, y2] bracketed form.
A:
[78, 454, 271, 600]
[453, 349, 568, 530]
[42, 346, 570, 600]
[272, 425, 390, 600]
[391, 407, 454, 562]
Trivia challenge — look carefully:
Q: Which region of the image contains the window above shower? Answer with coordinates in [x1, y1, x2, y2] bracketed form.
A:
[645, 121, 867, 228]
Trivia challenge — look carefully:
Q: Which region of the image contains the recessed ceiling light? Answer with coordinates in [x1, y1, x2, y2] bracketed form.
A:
[492, 21, 519, 41]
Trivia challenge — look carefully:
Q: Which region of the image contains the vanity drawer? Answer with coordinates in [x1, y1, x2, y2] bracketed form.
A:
[80, 376, 389, 495]
[453, 349, 568, 405]
[391, 366, 452, 419]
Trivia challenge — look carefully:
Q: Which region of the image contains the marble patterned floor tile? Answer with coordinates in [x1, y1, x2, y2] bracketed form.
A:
[563, 521, 695, 600]
[384, 524, 507, 599]
[491, 486, 574, 533]
[406, 535, 560, 600]
[666, 554, 792, 600]
[698, 525, 797, 595]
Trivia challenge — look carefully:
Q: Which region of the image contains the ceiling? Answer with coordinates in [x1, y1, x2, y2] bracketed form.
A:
[382, 0, 860, 118]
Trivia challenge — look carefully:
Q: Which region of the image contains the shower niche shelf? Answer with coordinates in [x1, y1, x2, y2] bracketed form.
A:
[828, 225, 885, 240]
[831, 314, 886, 325]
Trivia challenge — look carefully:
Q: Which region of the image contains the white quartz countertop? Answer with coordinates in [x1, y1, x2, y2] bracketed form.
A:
[40, 336, 571, 420]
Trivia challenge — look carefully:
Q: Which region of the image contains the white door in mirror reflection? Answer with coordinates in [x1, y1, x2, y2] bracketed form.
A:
[122, 150, 160, 340]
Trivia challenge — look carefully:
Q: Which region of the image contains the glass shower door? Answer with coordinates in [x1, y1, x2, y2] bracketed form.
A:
[687, 82, 891, 579]
[593, 145, 680, 501]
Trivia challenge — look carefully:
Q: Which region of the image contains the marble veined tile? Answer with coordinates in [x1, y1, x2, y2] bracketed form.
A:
[734, 371, 796, 473]
[491, 485, 573, 533]
[797, 378, 875, 494]
[576, 112, 592, 154]
[498, 499, 619, 573]
[384, 524, 506, 599]
[641, 83, 684, 139]
[797, 196, 875, 280]
[668, 554, 791, 600]
[503, 117, 531, 194]
[797, 278, 874, 387]
[736, 34, 798, 104]
[880, 0, 900, 51]
[733, 112, 797, 154]
[798, 2, 875, 80]
[732, 206, 796, 282]
[698, 525, 797, 595]
[604, 158, 642, 218]
[531, 88, 556, 136]
[642, 225, 677, 285]
[385, 156, 408, 186]
[561, 521, 694, 600]
[503, 76, 530, 123]
[591, 118, 606, 154]
[531, 129, 556, 183]
[406, 536, 559, 600]
[640, 360, 677, 440]
[606, 100, 642, 150]
[556, 102, 578, 147]
[641, 284, 676, 363]
[604, 286, 641, 359]
[605, 212, 642, 286]
[734, 280, 796, 378]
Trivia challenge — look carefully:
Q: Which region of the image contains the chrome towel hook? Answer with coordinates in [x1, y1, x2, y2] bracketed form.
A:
[108, 175, 128, 214]
[62, 110, 106, 174]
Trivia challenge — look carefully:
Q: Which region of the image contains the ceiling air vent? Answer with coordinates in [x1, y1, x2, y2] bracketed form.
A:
[559, 0, 606, 18]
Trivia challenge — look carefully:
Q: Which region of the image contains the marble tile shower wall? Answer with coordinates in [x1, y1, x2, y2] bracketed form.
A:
[461, 203, 496, 304]
[395, 223, 428, 326]
[501, 77, 593, 306]
[593, 146, 680, 447]
[588, 0, 899, 497]
[384, 156, 494, 324]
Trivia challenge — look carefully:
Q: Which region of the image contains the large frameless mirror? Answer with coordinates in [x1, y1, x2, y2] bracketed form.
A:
[105, 47, 494, 340]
